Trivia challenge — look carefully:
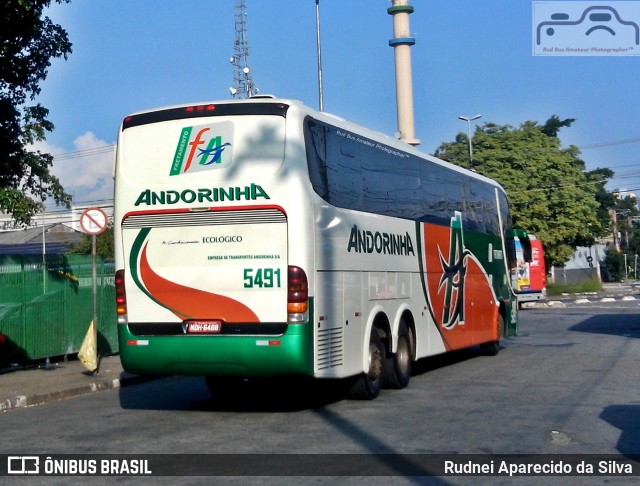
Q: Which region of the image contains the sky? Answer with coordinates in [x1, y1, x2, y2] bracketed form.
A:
[34, 0, 640, 210]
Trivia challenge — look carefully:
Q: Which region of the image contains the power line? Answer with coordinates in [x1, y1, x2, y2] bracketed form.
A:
[578, 138, 640, 150]
[43, 137, 638, 162]
[34, 128, 638, 205]
[609, 171, 640, 180]
[40, 134, 636, 167]
[50, 145, 115, 161]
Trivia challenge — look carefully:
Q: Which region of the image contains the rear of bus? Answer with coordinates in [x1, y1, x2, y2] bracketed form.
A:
[113, 99, 314, 378]
[515, 234, 547, 305]
[527, 236, 547, 300]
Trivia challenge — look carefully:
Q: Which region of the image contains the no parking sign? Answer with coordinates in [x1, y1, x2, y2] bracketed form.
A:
[78, 206, 108, 372]
[80, 207, 108, 235]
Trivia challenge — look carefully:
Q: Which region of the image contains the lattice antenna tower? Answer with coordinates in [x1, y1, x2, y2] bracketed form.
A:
[229, 0, 257, 98]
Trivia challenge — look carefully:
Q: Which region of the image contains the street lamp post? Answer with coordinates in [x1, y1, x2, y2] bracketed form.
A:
[315, 0, 324, 112]
[458, 114, 482, 162]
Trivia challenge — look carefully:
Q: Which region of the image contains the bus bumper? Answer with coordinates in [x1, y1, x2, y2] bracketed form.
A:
[516, 289, 547, 303]
[118, 323, 314, 377]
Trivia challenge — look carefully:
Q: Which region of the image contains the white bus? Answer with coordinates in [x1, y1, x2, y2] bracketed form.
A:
[114, 97, 521, 399]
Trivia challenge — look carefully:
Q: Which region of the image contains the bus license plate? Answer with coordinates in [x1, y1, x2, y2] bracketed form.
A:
[187, 321, 222, 334]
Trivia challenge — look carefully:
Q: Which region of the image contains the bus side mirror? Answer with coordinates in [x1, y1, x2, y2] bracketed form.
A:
[511, 229, 532, 262]
[521, 238, 532, 262]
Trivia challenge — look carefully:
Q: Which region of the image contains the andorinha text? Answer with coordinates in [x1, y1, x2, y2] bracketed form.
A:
[347, 225, 415, 256]
[134, 184, 269, 206]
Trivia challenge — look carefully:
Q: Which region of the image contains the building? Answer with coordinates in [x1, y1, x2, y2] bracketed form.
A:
[0, 223, 84, 255]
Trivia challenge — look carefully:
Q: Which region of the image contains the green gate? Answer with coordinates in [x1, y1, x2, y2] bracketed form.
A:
[0, 254, 117, 368]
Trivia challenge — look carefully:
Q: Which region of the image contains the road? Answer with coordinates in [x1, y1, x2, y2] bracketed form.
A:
[1, 301, 639, 485]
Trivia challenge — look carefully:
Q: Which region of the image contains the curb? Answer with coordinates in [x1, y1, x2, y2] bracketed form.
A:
[0, 373, 159, 412]
[524, 294, 637, 309]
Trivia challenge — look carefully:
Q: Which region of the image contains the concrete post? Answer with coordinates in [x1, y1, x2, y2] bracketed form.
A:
[388, 0, 420, 146]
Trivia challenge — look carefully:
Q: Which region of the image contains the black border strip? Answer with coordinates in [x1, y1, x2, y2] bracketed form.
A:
[2, 454, 639, 477]
[122, 102, 290, 130]
[128, 323, 288, 336]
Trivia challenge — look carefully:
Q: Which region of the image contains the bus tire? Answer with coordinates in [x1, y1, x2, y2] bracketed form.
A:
[382, 321, 413, 389]
[349, 329, 385, 400]
[480, 313, 504, 356]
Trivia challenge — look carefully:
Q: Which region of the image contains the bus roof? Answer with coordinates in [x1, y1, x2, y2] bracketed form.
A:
[120, 97, 506, 194]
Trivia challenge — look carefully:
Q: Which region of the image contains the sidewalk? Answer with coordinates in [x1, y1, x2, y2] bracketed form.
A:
[591, 281, 640, 297]
[525, 281, 640, 308]
[0, 354, 155, 412]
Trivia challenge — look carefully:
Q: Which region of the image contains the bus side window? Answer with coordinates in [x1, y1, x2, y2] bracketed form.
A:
[305, 120, 329, 199]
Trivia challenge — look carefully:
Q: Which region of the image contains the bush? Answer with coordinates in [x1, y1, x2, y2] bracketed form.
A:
[547, 279, 603, 295]
[602, 248, 626, 282]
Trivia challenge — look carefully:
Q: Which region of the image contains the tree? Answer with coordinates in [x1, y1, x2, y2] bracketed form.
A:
[588, 167, 616, 241]
[69, 224, 114, 259]
[1, 0, 73, 225]
[612, 193, 640, 252]
[629, 225, 640, 256]
[434, 116, 609, 267]
[603, 247, 626, 282]
[540, 114, 575, 137]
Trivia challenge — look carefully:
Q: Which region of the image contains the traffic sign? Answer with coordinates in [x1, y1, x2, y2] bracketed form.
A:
[80, 207, 108, 235]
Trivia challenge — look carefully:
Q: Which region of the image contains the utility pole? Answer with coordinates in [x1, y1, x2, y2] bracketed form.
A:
[388, 0, 419, 146]
[315, 0, 324, 111]
[458, 114, 482, 162]
[611, 209, 620, 252]
[230, 0, 258, 98]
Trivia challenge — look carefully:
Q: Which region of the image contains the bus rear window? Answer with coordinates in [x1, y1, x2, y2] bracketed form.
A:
[117, 114, 286, 184]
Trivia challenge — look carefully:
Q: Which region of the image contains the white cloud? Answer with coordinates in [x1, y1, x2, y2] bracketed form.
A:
[33, 132, 115, 207]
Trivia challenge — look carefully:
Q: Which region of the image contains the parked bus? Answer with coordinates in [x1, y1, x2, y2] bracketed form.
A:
[514, 234, 546, 306]
[114, 97, 522, 399]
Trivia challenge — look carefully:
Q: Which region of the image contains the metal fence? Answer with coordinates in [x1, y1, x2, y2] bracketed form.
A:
[0, 254, 117, 368]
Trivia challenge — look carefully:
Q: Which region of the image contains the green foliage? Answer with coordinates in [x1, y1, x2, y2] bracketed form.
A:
[546, 278, 603, 295]
[68, 225, 114, 260]
[611, 194, 640, 252]
[0, 0, 73, 225]
[628, 223, 640, 255]
[588, 167, 616, 240]
[540, 115, 576, 137]
[435, 116, 610, 267]
[603, 247, 626, 282]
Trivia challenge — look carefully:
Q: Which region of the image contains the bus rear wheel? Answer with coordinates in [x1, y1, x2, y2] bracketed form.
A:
[383, 321, 413, 389]
[349, 329, 385, 400]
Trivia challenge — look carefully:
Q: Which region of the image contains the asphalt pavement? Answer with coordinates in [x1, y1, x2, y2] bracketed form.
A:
[1, 282, 639, 412]
[0, 353, 156, 412]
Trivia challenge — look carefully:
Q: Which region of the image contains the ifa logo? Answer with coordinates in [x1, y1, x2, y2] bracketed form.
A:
[170, 122, 233, 175]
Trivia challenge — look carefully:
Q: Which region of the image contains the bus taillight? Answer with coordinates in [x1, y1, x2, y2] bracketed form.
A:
[287, 266, 308, 323]
[185, 104, 215, 113]
[115, 269, 128, 324]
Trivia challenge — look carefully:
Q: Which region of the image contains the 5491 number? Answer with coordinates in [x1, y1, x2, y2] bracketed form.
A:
[243, 267, 282, 288]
